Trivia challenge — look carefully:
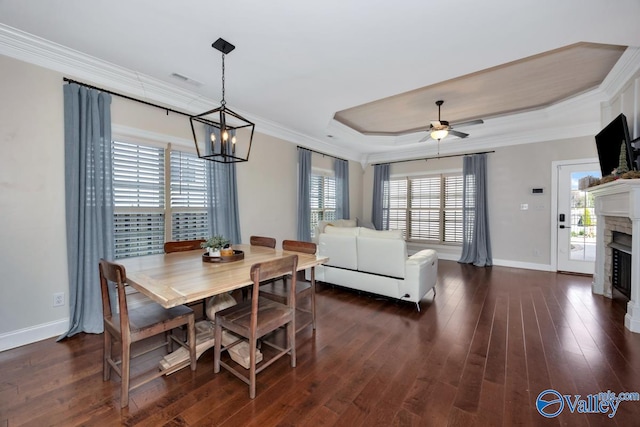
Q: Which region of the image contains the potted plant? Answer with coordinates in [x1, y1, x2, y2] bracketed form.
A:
[201, 235, 230, 257]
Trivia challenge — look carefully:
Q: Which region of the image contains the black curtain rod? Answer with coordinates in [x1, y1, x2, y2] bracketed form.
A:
[297, 145, 347, 162]
[373, 150, 495, 166]
[63, 77, 194, 118]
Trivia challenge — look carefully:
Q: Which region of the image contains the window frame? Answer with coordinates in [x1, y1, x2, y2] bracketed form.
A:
[387, 171, 464, 245]
[112, 138, 210, 259]
[310, 168, 336, 237]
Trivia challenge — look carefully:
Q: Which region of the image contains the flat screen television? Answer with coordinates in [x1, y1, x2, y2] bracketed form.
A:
[594, 113, 636, 177]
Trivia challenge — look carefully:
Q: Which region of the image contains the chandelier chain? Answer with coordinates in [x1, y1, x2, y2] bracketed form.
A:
[220, 53, 226, 106]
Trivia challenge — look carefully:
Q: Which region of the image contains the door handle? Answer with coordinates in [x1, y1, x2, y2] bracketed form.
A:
[559, 225, 570, 229]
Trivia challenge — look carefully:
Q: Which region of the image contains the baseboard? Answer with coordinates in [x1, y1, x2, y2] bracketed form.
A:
[0, 318, 69, 352]
[436, 252, 553, 272]
[491, 258, 554, 272]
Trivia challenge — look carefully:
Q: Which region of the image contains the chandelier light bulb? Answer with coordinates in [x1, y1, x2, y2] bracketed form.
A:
[210, 133, 216, 142]
[222, 130, 229, 141]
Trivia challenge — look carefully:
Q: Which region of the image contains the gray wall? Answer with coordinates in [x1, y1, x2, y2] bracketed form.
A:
[0, 54, 363, 349]
[362, 137, 598, 266]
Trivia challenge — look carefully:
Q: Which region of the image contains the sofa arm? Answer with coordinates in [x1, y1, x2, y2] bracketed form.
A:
[402, 249, 438, 302]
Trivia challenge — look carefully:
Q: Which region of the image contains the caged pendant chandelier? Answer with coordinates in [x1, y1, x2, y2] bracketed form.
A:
[190, 38, 255, 163]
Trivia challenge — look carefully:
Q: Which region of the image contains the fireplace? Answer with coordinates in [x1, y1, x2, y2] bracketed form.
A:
[610, 231, 632, 299]
[589, 179, 640, 333]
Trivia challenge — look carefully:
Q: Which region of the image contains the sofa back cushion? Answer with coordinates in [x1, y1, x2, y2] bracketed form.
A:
[324, 225, 360, 236]
[318, 233, 358, 270]
[316, 219, 357, 234]
[356, 235, 406, 279]
[358, 228, 403, 239]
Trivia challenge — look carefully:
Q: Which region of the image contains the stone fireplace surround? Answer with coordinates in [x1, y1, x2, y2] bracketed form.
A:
[590, 179, 640, 333]
[603, 217, 632, 297]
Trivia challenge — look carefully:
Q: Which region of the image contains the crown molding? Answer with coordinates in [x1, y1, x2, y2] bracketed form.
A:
[2, 24, 638, 166]
[364, 87, 604, 165]
[599, 47, 640, 100]
[0, 24, 365, 162]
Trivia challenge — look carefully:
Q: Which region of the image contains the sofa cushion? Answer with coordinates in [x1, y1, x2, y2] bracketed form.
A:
[324, 225, 360, 236]
[356, 236, 406, 279]
[319, 233, 358, 270]
[358, 228, 403, 239]
[317, 219, 357, 234]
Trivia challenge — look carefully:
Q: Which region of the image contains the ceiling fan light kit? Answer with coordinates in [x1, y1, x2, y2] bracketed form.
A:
[421, 100, 483, 142]
[430, 128, 449, 140]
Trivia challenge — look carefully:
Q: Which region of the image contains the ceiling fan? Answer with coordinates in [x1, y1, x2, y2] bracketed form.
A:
[419, 100, 484, 142]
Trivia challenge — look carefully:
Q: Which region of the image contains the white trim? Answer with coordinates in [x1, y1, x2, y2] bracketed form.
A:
[390, 168, 462, 179]
[311, 166, 334, 177]
[112, 125, 195, 152]
[3, 24, 639, 166]
[492, 259, 554, 272]
[0, 318, 69, 352]
[0, 24, 364, 162]
[550, 158, 600, 272]
[431, 252, 554, 272]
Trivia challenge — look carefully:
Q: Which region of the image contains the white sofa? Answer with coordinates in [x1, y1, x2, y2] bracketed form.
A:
[313, 226, 438, 311]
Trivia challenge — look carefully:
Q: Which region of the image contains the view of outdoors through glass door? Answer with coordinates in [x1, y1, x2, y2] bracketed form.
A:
[569, 171, 600, 263]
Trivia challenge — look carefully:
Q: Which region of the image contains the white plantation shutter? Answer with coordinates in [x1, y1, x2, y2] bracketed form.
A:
[387, 173, 464, 244]
[310, 173, 336, 236]
[387, 179, 407, 237]
[409, 177, 441, 240]
[444, 175, 464, 243]
[113, 141, 165, 258]
[170, 150, 208, 241]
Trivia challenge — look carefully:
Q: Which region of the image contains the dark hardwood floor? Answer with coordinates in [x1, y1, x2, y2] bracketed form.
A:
[2, 260, 640, 426]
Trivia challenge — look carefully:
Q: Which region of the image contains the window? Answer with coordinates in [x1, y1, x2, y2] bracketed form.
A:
[170, 150, 208, 242]
[386, 174, 463, 244]
[113, 141, 165, 258]
[310, 173, 336, 236]
[113, 141, 209, 259]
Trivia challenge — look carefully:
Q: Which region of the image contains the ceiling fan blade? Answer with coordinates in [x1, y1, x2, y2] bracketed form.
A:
[418, 134, 430, 143]
[449, 130, 469, 138]
[452, 119, 484, 128]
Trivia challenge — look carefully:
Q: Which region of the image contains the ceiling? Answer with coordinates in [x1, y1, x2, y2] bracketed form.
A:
[1, 1, 640, 164]
[334, 43, 626, 136]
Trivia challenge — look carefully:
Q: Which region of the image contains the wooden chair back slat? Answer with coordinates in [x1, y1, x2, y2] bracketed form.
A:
[282, 240, 316, 254]
[249, 236, 276, 249]
[164, 239, 205, 253]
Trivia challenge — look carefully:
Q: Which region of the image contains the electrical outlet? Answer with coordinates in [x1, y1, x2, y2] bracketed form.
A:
[53, 292, 65, 307]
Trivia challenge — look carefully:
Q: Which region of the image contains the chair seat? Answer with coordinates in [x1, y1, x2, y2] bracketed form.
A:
[105, 303, 193, 335]
[217, 297, 294, 337]
[259, 280, 311, 303]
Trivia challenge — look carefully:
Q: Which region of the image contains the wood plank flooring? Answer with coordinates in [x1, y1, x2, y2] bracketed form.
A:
[2, 260, 640, 426]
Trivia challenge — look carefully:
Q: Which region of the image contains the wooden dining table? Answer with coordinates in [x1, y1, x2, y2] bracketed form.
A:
[119, 244, 328, 309]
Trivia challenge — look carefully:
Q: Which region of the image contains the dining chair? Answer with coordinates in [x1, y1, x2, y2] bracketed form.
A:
[164, 239, 207, 318]
[99, 259, 197, 408]
[260, 240, 317, 332]
[242, 235, 277, 300]
[213, 255, 298, 399]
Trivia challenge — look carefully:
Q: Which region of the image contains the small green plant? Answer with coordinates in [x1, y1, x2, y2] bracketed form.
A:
[201, 235, 230, 250]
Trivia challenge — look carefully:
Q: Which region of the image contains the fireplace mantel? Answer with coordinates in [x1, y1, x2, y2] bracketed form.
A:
[589, 179, 640, 333]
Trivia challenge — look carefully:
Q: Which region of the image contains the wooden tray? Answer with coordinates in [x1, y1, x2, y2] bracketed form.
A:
[202, 249, 244, 263]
